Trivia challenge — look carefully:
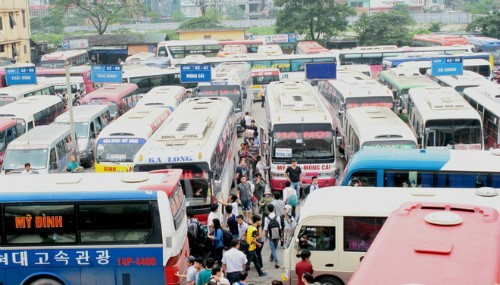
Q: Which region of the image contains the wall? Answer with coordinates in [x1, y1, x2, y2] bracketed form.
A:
[0, 0, 32, 63]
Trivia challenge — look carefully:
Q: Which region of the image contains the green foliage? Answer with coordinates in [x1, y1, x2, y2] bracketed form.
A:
[466, 10, 500, 38]
[226, 5, 246, 20]
[178, 17, 224, 30]
[31, 8, 64, 33]
[32, 33, 65, 47]
[205, 8, 222, 20]
[247, 26, 276, 35]
[354, 10, 416, 46]
[428, 22, 443, 32]
[274, 0, 355, 41]
[463, 0, 495, 14]
[172, 9, 186, 22]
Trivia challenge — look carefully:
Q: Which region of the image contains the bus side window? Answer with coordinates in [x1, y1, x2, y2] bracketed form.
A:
[50, 148, 58, 170]
[95, 118, 102, 133]
[344, 217, 385, 252]
[56, 140, 66, 162]
[90, 122, 96, 138]
[27, 121, 34, 131]
[348, 171, 377, 187]
[298, 226, 336, 251]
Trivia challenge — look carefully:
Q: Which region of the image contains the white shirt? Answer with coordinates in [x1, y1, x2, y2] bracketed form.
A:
[207, 211, 217, 228]
[282, 186, 296, 204]
[21, 169, 32, 175]
[271, 199, 285, 217]
[231, 201, 239, 216]
[244, 115, 253, 127]
[186, 265, 197, 282]
[221, 248, 247, 273]
[238, 221, 248, 240]
[310, 183, 319, 193]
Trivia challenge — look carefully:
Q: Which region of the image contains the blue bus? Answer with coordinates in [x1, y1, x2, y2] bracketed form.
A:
[0, 170, 188, 285]
[467, 36, 500, 65]
[338, 148, 500, 188]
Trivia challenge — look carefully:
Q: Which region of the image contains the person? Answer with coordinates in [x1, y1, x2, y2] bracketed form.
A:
[283, 205, 295, 247]
[197, 257, 215, 285]
[251, 173, 266, 205]
[21, 163, 33, 175]
[233, 271, 248, 285]
[118, 58, 124, 65]
[218, 194, 239, 217]
[259, 189, 274, 223]
[221, 240, 247, 285]
[238, 143, 248, 161]
[247, 138, 259, 178]
[271, 192, 285, 218]
[260, 85, 266, 108]
[286, 158, 303, 199]
[207, 204, 219, 233]
[65, 136, 77, 157]
[237, 214, 248, 241]
[296, 249, 314, 285]
[66, 155, 83, 173]
[263, 204, 282, 269]
[253, 131, 261, 147]
[244, 112, 253, 128]
[209, 265, 230, 285]
[302, 272, 314, 285]
[225, 205, 239, 239]
[235, 158, 249, 186]
[187, 90, 192, 97]
[245, 215, 267, 277]
[308, 176, 320, 196]
[237, 175, 253, 222]
[193, 257, 204, 284]
[187, 207, 204, 258]
[208, 218, 225, 265]
[256, 155, 267, 182]
[175, 256, 198, 285]
[299, 234, 316, 250]
[4, 169, 12, 175]
[282, 181, 298, 217]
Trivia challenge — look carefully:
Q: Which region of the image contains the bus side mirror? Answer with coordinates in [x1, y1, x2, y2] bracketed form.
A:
[243, 91, 248, 99]
[295, 239, 301, 257]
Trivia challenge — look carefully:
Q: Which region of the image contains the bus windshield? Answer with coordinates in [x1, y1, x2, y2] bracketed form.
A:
[3, 149, 48, 170]
[0, 97, 16, 107]
[75, 122, 89, 139]
[197, 85, 242, 111]
[253, 75, 280, 85]
[425, 119, 482, 149]
[40, 60, 65, 69]
[96, 138, 146, 163]
[272, 124, 334, 161]
[362, 140, 417, 150]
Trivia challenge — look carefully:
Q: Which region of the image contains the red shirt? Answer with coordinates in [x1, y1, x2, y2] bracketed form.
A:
[295, 260, 314, 285]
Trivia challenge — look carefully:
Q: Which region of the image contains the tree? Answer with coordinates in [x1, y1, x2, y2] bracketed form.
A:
[354, 10, 416, 46]
[463, 0, 495, 14]
[466, 10, 500, 38]
[31, 8, 65, 34]
[172, 9, 186, 22]
[205, 8, 223, 20]
[226, 5, 245, 20]
[274, 0, 355, 42]
[178, 16, 223, 30]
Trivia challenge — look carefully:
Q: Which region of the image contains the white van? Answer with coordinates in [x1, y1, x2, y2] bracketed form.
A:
[2, 125, 73, 174]
[53, 105, 111, 167]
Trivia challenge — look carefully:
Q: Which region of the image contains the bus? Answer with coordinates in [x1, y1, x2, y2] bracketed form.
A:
[266, 81, 336, 191]
[348, 201, 500, 285]
[0, 84, 55, 107]
[411, 34, 470, 47]
[0, 118, 18, 167]
[0, 170, 189, 285]
[0, 63, 36, 89]
[283, 187, 500, 285]
[378, 68, 440, 112]
[0, 95, 65, 135]
[217, 45, 248, 57]
[463, 83, 500, 149]
[35, 66, 95, 94]
[343, 107, 417, 161]
[80, 83, 140, 119]
[296, 41, 329, 54]
[121, 65, 196, 93]
[467, 36, 500, 65]
[40, 49, 89, 69]
[399, 58, 493, 79]
[251, 68, 280, 102]
[156, 39, 265, 66]
[95, 106, 171, 173]
[134, 97, 237, 223]
[338, 148, 500, 188]
[193, 62, 252, 133]
[408, 87, 483, 150]
[136, 86, 188, 111]
[38, 76, 86, 95]
[425, 69, 490, 94]
[125, 52, 155, 65]
[317, 73, 394, 146]
[257, 44, 283, 56]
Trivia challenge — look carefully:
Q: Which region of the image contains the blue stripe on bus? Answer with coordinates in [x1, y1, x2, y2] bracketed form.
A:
[0, 191, 158, 203]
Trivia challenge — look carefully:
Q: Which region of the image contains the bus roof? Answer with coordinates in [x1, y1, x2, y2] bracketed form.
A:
[296, 41, 329, 54]
[54, 105, 110, 123]
[379, 69, 440, 90]
[7, 124, 69, 149]
[346, 107, 416, 144]
[463, 85, 500, 115]
[137, 86, 186, 109]
[41, 49, 88, 61]
[266, 81, 332, 126]
[135, 97, 234, 166]
[81, 83, 138, 101]
[467, 36, 500, 46]
[36, 65, 91, 75]
[324, 77, 393, 100]
[412, 34, 470, 46]
[409, 86, 481, 121]
[38, 76, 84, 86]
[0, 95, 62, 119]
[211, 62, 251, 82]
[0, 170, 182, 201]
[346, 148, 500, 172]
[121, 65, 180, 78]
[426, 70, 489, 88]
[0, 84, 54, 97]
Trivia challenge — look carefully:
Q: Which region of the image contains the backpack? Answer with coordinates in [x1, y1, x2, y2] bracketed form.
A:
[223, 229, 233, 247]
[267, 215, 281, 240]
[287, 193, 298, 207]
[240, 117, 246, 129]
[239, 229, 249, 253]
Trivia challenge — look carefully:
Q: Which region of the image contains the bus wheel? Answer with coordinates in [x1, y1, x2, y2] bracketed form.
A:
[314, 276, 343, 285]
[28, 278, 63, 285]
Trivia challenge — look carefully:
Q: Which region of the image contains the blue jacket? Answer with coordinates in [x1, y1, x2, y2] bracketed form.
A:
[214, 228, 224, 249]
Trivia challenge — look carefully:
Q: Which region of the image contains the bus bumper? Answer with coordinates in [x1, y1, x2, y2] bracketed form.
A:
[270, 178, 287, 191]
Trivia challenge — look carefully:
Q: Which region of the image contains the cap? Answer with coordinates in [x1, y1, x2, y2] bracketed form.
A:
[185, 256, 195, 263]
[264, 188, 272, 195]
[291, 158, 298, 162]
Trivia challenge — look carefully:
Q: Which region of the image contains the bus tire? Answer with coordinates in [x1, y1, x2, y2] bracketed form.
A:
[27, 278, 64, 285]
[314, 276, 343, 285]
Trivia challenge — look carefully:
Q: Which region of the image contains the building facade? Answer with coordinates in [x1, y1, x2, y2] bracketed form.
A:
[1, 0, 32, 63]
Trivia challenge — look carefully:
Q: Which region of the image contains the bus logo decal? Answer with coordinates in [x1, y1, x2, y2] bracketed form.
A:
[166, 156, 193, 163]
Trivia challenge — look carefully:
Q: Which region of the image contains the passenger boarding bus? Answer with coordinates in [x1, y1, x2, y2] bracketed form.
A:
[0, 84, 55, 107]
[266, 81, 336, 191]
[95, 106, 171, 173]
[408, 87, 483, 150]
[0, 170, 189, 285]
[40, 49, 89, 69]
[343, 107, 417, 161]
[463, 83, 500, 149]
[134, 97, 237, 222]
[136, 86, 188, 111]
[296, 41, 329, 54]
[54, 105, 111, 167]
[2, 125, 72, 174]
[193, 62, 252, 133]
[283, 187, 500, 285]
[338, 148, 500, 187]
[80, 83, 140, 120]
[411, 34, 470, 47]
[348, 201, 500, 285]
[121, 66, 196, 93]
[251, 68, 280, 102]
[425, 69, 490, 94]
[0, 95, 65, 135]
[0, 118, 18, 167]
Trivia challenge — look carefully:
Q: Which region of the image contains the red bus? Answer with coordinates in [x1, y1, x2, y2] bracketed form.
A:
[412, 34, 470, 47]
[349, 201, 500, 285]
[296, 41, 329, 54]
[0, 118, 18, 167]
[36, 66, 96, 93]
[80, 83, 140, 119]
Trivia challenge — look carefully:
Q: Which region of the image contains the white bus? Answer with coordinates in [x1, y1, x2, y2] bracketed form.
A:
[38, 76, 86, 95]
[0, 84, 55, 107]
[133, 97, 237, 223]
[95, 106, 171, 173]
[397, 58, 492, 79]
[425, 69, 491, 94]
[2, 124, 72, 174]
[0, 95, 65, 135]
[343, 106, 417, 161]
[408, 86, 483, 150]
[283, 187, 500, 285]
[136, 86, 188, 111]
[266, 81, 337, 191]
[193, 62, 252, 133]
[40, 49, 89, 69]
[463, 83, 500, 149]
[121, 65, 197, 93]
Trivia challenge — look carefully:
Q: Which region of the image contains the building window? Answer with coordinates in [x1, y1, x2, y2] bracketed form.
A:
[0, 16, 3, 30]
[0, 45, 4, 53]
[350, 2, 364, 7]
[24, 45, 27, 54]
[9, 12, 16, 28]
[22, 11, 26, 28]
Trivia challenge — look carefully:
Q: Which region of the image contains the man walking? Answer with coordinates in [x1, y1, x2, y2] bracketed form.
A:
[263, 204, 282, 269]
[285, 158, 302, 199]
[245, 215, 267, 277]
[222, 240, 247, 285]
[237, 175, 253, 222]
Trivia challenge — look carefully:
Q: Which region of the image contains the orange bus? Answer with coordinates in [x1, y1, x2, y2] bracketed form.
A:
[412, 34, 470, 47]
[80, 83, 139, 119]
